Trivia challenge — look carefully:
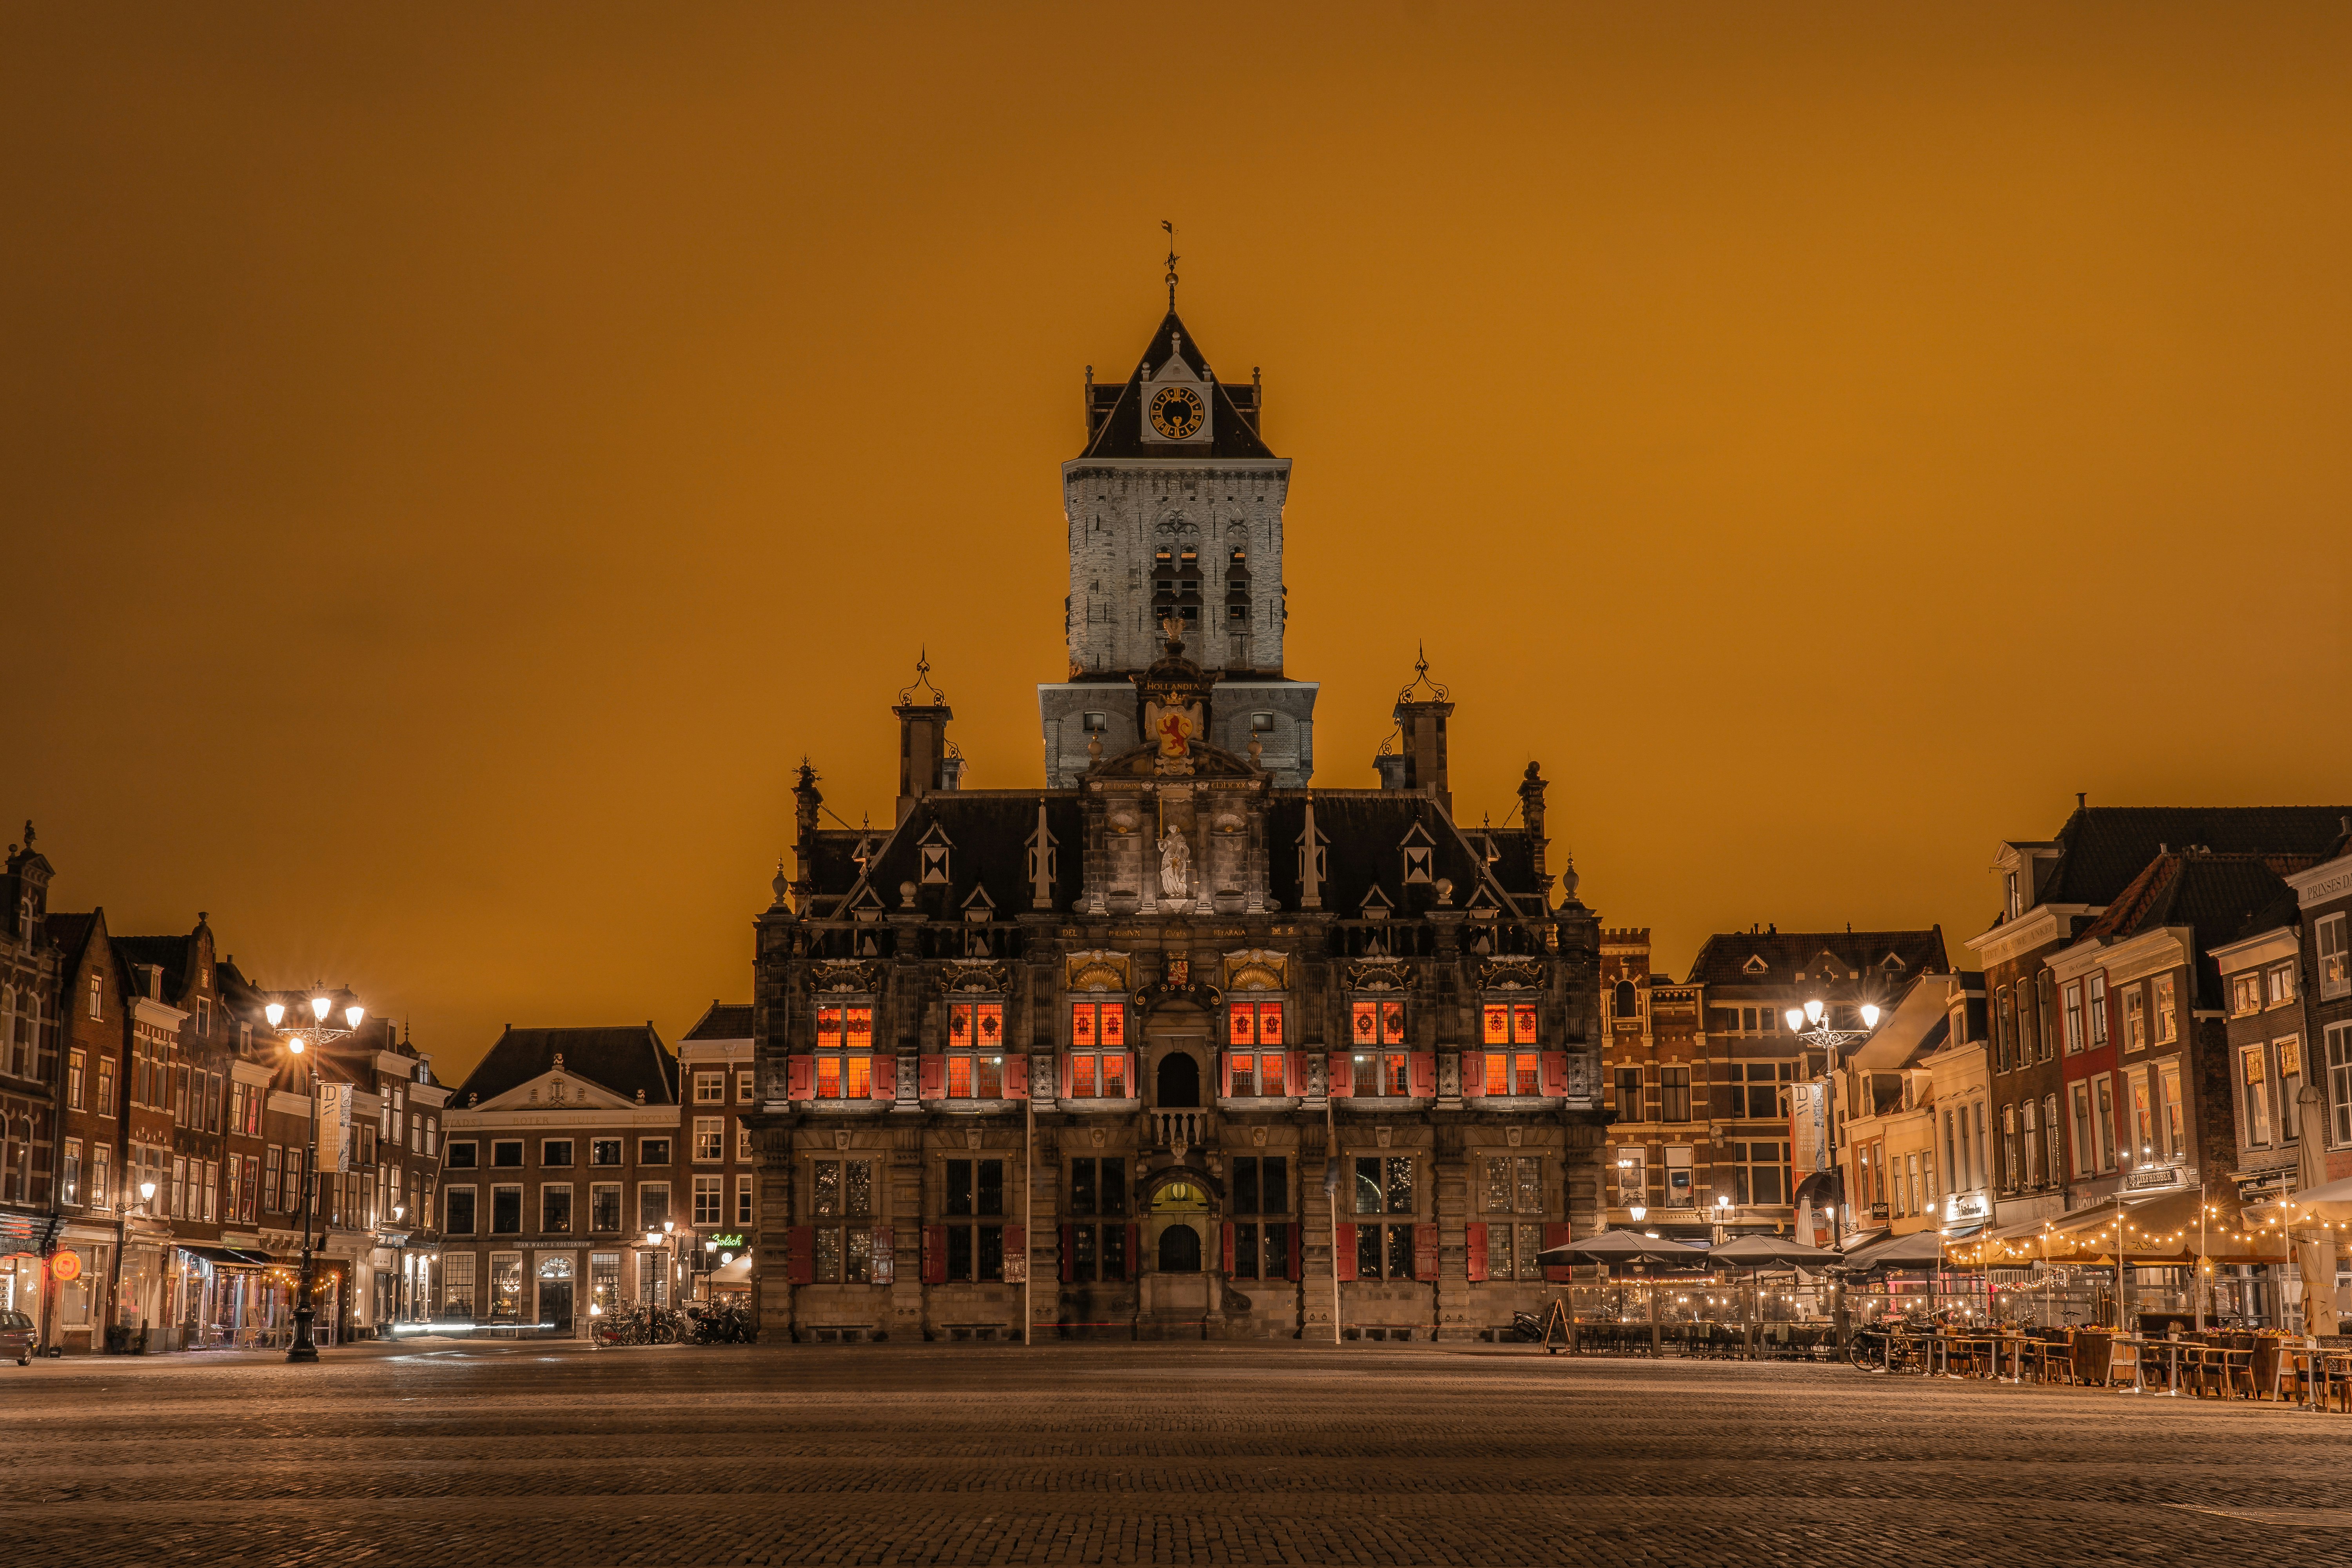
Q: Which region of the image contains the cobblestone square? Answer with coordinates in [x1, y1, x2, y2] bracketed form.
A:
[5, 1341, 2352, 1565]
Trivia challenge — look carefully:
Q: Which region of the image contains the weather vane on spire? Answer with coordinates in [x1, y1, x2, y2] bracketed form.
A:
[1161, 220, 1179, 307]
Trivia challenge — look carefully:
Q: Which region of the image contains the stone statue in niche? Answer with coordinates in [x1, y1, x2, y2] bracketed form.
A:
[1159, 828, 1191, 899]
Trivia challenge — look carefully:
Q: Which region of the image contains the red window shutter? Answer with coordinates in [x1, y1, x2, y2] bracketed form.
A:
[1005, 1055, 1029, 1100]
[1413, 1222, 1439, 1280]
[1326, 1053, 1353, 1098]
[1220, 1052, 1234, 1098]
[1540, 1052, 1569, 1098]
[1285, 1222, 1301, 1281]
[1002, 1224, 1026, 1284]
[1462, 1053, 1487, 1098]
[1221, 1222, 1236, 1274]
[1059, 1053, 1073, 1099]
[922, 1225, 947, 1285]
[872, 1225, 896, 1285]
[1466, 1222, 1489, 1281]
[786, 1225, 814, 1285]
[1542, 1221, 1573, 1282]
[871, 1055, 896, 1100]
[1126, 1223, 1140, 1278]
[1286, 1051, 1308, 1098]
[786, 1056, 812, 1101]
[1335, 1223, 1359, 1280]
[918, 1055, 945, 1100]
[1060, 1224, 1075, 1283]
[1408, 1052, 1437, 1099]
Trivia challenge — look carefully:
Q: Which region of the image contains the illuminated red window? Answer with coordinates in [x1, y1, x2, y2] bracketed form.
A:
[1482, 1004, 1538, 1046]
[1483, 1052, 1541, 1096]
[1229, 1000, 1283, 1047]
[818, 1004, 873, 1051]
[1350, 1000, 1406, 1046]
[948, 1002, 1003, 1051]
[1069, 1001, 1128, 1098]
[1229, 1053, 1288, 1096]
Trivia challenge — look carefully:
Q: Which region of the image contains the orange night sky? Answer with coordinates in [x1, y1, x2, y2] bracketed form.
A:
[6, 4, 2348, 1083]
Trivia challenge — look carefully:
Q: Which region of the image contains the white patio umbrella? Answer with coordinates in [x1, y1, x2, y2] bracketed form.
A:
[2295, 1086, 2341, 1338]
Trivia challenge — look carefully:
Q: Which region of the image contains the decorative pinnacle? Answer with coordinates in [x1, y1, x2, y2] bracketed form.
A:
[898, 648, 947, 707]
[1397, 642, 1450, 705]
[1161, 220, 1179, 307]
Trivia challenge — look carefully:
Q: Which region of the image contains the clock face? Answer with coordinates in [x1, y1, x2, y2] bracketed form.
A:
[1148, 384, 1206, 440]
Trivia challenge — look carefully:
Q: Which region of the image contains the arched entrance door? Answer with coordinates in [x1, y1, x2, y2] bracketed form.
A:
[1155, 1051, 1201, 1107]
[1157, 1223, 1202, 1272]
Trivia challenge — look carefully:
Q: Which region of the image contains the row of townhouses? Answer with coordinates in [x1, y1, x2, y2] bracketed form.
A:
[1, 829, 447, 1351]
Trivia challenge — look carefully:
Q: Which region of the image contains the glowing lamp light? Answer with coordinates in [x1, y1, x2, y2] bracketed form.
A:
[310, 996, 332, 1021]
[139, 1181, 158, 1201]
[705, 1240, 718, 1253]
[1783, 1007, 1805, 1032]
[288, 1037, 305, 1054]
[1804, 1000, 1825, 1025]
[345, 1005, 365, 1029]
[1860, 1004, 1881, 1028]
[720, 1251, 735, 1265]
[663, 1220, 675, 1234]
[265, 1002, 285, 1027]
[644, 1230, 661, 1247]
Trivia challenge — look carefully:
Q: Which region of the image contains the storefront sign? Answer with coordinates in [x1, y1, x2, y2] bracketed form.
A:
[1788, 1081, 1831, 1173]
[49, 1249, 83, 1282]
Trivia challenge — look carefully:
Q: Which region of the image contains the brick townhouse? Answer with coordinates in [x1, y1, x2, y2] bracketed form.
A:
[677, 1003, 758, 1295]
[1969, 805, 2352, 1233]
[1, 829, 62, 1321]
[437, 1025, 682, 1333]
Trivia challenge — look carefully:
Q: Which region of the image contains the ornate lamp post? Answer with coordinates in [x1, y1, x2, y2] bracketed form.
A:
[265, 993, 364, 1364]
[1783, 999, 1881, 1243]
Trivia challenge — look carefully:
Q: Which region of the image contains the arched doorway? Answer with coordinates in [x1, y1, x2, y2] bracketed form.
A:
[1155, 1051, 1201, 1107]
[1157, 1223, 1202, 1272]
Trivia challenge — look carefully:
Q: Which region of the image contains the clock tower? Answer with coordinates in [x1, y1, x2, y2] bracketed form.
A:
[1040, 307, 1317, 788]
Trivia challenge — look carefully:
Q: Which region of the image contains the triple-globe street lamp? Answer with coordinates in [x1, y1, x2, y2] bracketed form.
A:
[265, 992, 365, 1363]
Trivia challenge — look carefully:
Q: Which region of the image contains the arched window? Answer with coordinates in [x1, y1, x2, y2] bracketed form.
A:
[1613, 980, 1638, 1019]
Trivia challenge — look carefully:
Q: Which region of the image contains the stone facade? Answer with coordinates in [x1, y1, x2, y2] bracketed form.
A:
[746, 300, 1605, 1344]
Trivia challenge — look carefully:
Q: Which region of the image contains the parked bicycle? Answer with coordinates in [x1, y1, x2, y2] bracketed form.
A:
[687, 1301, 755, 1344]
[593, 1303, 682, 1347]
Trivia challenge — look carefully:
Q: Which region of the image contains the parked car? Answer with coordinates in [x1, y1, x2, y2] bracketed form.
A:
[0, 1309, 37, 1365]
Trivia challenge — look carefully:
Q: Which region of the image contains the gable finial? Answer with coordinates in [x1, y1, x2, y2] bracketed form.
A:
[1161, 220, 1179, 308]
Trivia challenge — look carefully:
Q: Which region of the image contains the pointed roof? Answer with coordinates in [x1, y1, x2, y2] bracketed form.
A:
[2035, 805, 2352, 907]
[1078, 309, 1275, 459]
[452, 1024, 677, 1108]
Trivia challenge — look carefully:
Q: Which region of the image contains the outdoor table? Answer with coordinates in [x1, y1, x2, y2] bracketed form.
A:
[2136, 1337, 2188, 1396]
[1945, 1334, 2000, 1379]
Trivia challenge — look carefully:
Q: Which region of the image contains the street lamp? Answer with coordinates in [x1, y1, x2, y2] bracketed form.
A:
[1785, 999, 1882, 1241]
[266, 991, 364, 1364]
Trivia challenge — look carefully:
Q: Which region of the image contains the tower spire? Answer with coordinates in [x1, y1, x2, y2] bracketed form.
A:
[1161, 220, 1179, 308]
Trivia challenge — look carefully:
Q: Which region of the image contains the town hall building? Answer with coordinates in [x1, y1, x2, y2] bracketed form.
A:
[744, 295, 1609, 1342]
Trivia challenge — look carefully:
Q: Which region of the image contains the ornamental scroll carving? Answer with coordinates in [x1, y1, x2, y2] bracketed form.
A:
[1064, 949, 1133, 994]
[1222, 949, 1289, 993]
[811, 959, 883, 995]
[1480, 957, 1545, 991]
[1345, 959, 1413, 993]
[936, 960, 1009, 995]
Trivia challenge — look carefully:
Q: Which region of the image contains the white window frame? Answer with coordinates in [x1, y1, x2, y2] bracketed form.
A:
[693, 1117, 724, 1163]
[2317, 913, 2350, 1001]
[694, 1071, 725, 1104]
[2327, 1022, 2352, 1148]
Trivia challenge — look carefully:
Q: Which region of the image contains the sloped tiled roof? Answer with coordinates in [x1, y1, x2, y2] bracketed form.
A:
[1684, 928, 1949, 989]
[45, 910, 98, 974]
[839, 793, 1087, 922]
[1076, 309, 1276, 460]
[2080, 851, 2315, 1008]
[112, 933, 196, 1000]
[2039, 806, 2352, 907]
[1264, 792, 1543, 918]
[682, 1003, 754, 1041]
[454, 1025, 677, 1108]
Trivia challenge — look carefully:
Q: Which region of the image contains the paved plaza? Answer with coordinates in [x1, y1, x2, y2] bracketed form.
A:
[4, 1341, 2352, 1565]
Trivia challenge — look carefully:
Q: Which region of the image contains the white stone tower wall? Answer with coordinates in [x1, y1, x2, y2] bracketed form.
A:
[1062, 459, 1292, 676]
